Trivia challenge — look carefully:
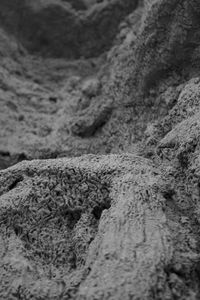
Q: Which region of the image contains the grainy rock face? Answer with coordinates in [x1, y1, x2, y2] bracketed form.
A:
[2, 0, 200, 299]
[0, 155, 165, 299]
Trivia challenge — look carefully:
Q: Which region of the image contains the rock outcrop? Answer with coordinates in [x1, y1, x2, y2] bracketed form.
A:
[0, 155, 185, 299]
[1, 0, 200, 299]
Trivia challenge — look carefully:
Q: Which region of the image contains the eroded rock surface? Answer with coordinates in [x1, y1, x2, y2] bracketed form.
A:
[2, 0, 200, 299]
[0, 155, 180, 299]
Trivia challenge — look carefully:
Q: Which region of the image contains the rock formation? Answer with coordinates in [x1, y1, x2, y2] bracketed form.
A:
[1, 0, 200, 299]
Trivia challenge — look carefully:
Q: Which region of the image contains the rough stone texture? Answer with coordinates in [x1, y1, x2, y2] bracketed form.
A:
[0, 155, 187, 299]
[2, 0, 200, 299]
[1, 153, 200, 299]
[131, 0, 200, 97]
